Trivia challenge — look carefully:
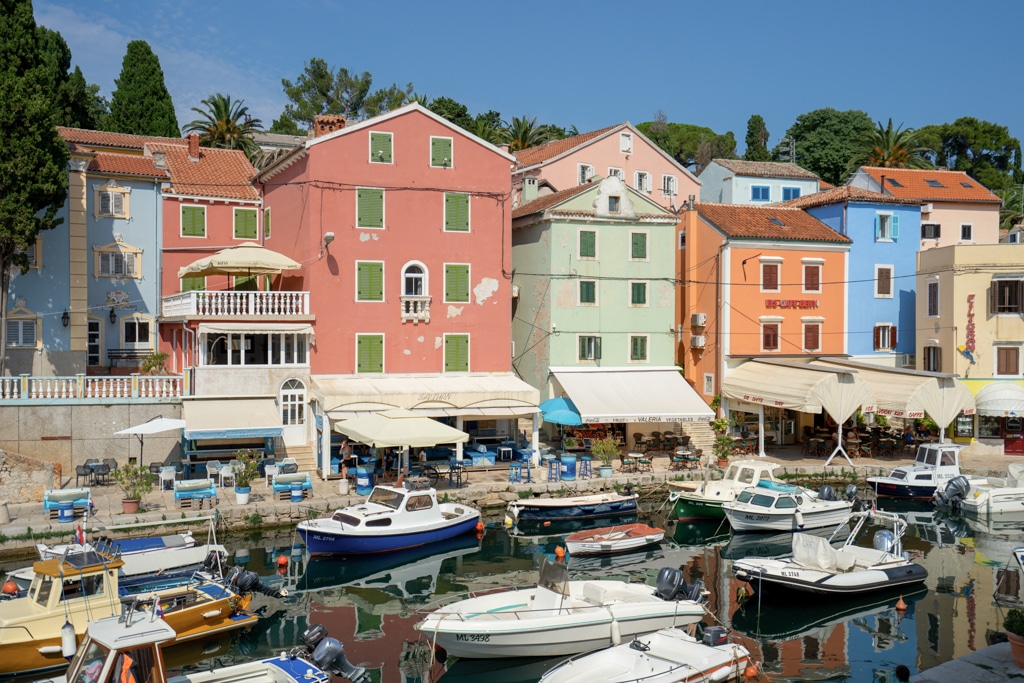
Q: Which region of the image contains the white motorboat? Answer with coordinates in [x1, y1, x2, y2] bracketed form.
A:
[868, 442, 983, 499]
[539, 627, 752, 683]
[668, 459, 782, 520]
[564, 523, 664, 556]
[414, 559, 708, 658]
[34, 601, 369, 683]
[506, 491, 639, 526]
[733, 509, 928, 597]
[722, 480, 858, 532]
[934, 465, 1024, 516]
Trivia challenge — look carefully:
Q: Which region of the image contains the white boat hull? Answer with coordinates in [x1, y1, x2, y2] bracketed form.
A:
[724, 503, 852, 532]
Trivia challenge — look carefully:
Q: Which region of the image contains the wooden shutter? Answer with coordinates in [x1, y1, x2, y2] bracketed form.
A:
[445, 264, 469, 302]
[935, 347, 942, 372]
[181, 206, 206, 236]
[370, 132, 392, 163]
[431, 137, 452, 167]
[631, 233, 647, 259]
[125, 252, 136, 277]
[805, 324, 819, 351]
[763, 264, 778, 290]
[445, 335, 468, 372]
[928, 282, 939, 315]
[579, 336, 588, 360]
[358, 262, 384, 301]
[874, 215, 880, 239]
[805, 264, 820, 291]
[358, 335, 384, 373]
[890, 214, 900, 238]
[580, 231, 596, 258]
[873, 325, 882, 350]
[631, 282, 646, 305]
[580, 280, 595, 304]
[100, 192, 112, 215]
[234, 209, 257, 239]
[763, 324, 778, 350]
[264, 208, 271, 237]
[357, 189, 384, 228]
[594, 336, 602, 360]
[631, 336, 647, 361]
[877, 267, 892, 296]
[445, 193, 469, 232]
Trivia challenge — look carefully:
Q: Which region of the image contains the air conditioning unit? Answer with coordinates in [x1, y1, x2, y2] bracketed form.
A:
[901, 353, 916, 369]
[690, 335, 706, 349]
[511, 285, 520, 298]
[690, 312, 707, 327]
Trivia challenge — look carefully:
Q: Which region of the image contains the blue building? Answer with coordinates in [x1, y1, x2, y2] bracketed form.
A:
[786, 186, 922, 366]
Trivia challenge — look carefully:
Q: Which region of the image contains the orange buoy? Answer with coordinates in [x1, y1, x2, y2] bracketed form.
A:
[744, 664, 758, 679]
[895, 594, 907, 611]
[554, 546, 565, 559]
[475, 520, 484, 531]
[2, 580, 17, 595]
[277, 554, 288, 567]
[543, 521, 551, 527]
[277, 565, 287, 575]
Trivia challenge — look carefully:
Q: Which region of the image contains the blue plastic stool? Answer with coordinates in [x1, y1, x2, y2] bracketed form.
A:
[578, 456, 593, 479]
[546, 458, 561, 482]
[507, 462, 522, 483]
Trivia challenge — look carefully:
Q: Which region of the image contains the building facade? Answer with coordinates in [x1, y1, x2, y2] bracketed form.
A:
[698, 159, 820, 205]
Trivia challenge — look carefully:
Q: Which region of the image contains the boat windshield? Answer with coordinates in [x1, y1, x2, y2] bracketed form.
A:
[774, 497, 797, 509]
[736, 491, 753, 504]
[68, 639, 109, 683]
[33, 575, 54, 606]
[750, 494, 774, 508]
[367, 488, 405, 509]
[736, 467, 755, 484]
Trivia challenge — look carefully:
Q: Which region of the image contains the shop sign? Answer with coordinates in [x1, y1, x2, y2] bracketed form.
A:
[417, 392, 452, 402]
[764, 299, 819, 309]
[965, 294, 976, 352]
[875, 407, 925, 419]
[589, 416, 695, 423]
[738, 394, 786, 407]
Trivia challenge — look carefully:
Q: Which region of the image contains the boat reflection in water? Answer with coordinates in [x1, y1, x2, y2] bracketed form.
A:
[439, 655, 568, 683]
[509, 513, 640, 538]
[719, 523, 850, 561]
[669, 518, 730, 548]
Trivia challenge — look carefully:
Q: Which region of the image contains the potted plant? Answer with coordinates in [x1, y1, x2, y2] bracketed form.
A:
[711, 417, 730, 435]
[712, 434, 734, 468]
[1004, 608, 1024, 667]
[112, 463, 154, 514]
[232, 449, 262, 505]
[590, 437, 620, 478]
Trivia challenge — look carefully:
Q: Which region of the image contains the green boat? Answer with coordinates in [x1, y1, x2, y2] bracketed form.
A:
[667, 459, 782, 520]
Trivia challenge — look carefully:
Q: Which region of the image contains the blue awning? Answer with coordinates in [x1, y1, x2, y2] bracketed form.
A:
[182, 396, 284, 440]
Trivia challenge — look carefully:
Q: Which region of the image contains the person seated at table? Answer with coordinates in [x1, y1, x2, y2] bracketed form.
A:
[915, 423, 930, 439]
[903, 428, 916, 447]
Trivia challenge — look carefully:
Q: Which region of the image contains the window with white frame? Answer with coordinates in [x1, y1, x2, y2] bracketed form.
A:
[123, 317, 151, 349]
[578, 163, 594, 185]
[803, 320, 822, 352]
[927, 281, 940, 316]
[578, 335, 601, 361]
[579, 229, 597, 259]
[874, 323, 897, 351]
[996, 346, 1021, 376]
[923, 346, 942, 372]
[5, 312, 37, 348]
[634, 171, 651, 192]
[761, 260, 781, 292]
[578, 279, 597, 305]
[751, 186, 770, 202]
[607, 167, 623, 179]
[629, 281, 648, 306]
[620, 132, 633, 153]
[98, 251, 138, 277]
[761, 321, 781, 352]
[280, 378, 306, 425]
[661, 174, 677, 196]
[703, 373, 714, 396]
[629, 335, 648, 362]
[630, 231, 648, 260]
[782, 187, 801, 201]
[875, 212, 899, 240]
[203, 331, 310, 366]
[802, 260, 822, 293]
[875, 265, 893, 298]
[961, 224, 973, 241]
[402, 263, 426, 295]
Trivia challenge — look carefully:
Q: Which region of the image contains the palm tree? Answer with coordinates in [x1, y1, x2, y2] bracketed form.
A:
[848, 118, 932, 172]
[503, 116, 549, 152]
[184, 94, 263, 158]
[472, 117, 505, 145]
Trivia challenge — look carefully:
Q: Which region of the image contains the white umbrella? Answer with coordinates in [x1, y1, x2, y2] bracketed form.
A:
[177, 242, 301, 279]
[333, 409, 468, 448]
[114, 416, 186, 466]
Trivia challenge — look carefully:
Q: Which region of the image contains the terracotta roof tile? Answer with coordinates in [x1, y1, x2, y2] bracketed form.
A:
[147, 143, 258, 200]
[87, 153, 168, 178]
[856, 167, 1000, 203]
[513, 125, 620, 168]
[708, 159, 820, 180]
[696, 203, 850, 243]
[782, 186, 921, 209]
[57, 126, 186, 151]
[512, 183, 593, 219]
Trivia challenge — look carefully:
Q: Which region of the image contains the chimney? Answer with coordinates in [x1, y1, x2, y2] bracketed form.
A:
[152, 150, 166, 170]
[522, 176, 539, 204]
[313, 114, 346, 138]
[187, 132, 200, 161]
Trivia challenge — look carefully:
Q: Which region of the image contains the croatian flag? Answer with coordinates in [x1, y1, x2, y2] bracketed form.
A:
[88, 493, 96, 514]
[75, 524, 86, 546]
[153, 596, 163, 618]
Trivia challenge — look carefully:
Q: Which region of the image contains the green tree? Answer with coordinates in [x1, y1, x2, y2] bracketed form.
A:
[35, 26, 104, 129]
[280, 58, 373, 125]
[0, 0, 69, 372]
[998, 186, 1023, 231]
[363, 81, 414, 117]
[916, 117, 1021, 191]
[108, 40, 179, 137]
[503, 116, 549, 152]
[636, 119, 736, 171]
[268, 113, 303, 136]
[184, 94, 263, 158]
[743, 114, 770, 161]
[848, 119, 932, 172]
[773, 107, 874, 185]
[428, 96, 474, 130]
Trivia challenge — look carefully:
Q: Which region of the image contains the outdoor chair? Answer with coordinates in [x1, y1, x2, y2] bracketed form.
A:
[103, 458, 118, 474]
[149, 463, 163, 475]
[279, 462, 298, 475]
[75, 464, 91, 487]
[204, 460, 223, 480]
[220, 459, 239, 488]
[632, 433, 646, 451]
[159, 466, 178, 490]
[93, 463, 111, 485]
[619, 453, 637, 473]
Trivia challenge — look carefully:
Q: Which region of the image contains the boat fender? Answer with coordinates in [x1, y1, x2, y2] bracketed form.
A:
[794, 509, 805, 529]
[61, 620, 77, 660]
[744, 664, 759, 679]
[503, 516, 513, 527]
[736, 584, 751, 604]
[611, 619, 621, 645]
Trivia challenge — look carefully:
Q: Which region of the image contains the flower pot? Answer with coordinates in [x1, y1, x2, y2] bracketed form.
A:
[234, 486, 251, 505]
[717, 459, 729, 468]
[121, 498, 141, 514]
[599, 465, 614, 479]
[1008, 632, 1024, 668]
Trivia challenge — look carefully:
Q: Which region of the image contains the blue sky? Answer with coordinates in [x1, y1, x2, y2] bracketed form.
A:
[37, 0, 1024, 155]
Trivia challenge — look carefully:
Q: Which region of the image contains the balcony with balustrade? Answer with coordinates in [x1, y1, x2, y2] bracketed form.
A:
[162, 290, 312, 319]
[401, 295, 431, 324]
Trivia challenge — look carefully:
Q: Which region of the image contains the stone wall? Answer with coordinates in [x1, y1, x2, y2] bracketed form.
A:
[0, 449, 57, 501]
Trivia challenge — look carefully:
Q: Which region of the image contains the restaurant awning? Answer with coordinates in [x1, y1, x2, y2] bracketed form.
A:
[548, 366, 713, 423]
[182, 396, 284, 440]
[312, 373, 540, 420]
[197, 322, 315, 342]
[975, 382, 1024, 417]
[333, 408, 469, 447]
[723, 360, 873, 422]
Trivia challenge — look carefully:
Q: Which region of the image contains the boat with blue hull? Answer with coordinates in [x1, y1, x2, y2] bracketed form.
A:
[505, 491, 639, 526]
[297, 483, 481, 556]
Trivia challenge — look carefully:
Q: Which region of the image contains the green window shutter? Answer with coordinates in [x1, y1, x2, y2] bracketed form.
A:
[445, 335, 468, 372]
[445, 193, 469, 231]
[264, 208, 271, 237]
[234, 209, 257, 239]
[631, 336, 647, 361]
[431, 137, 452, 167]
[357, 262, 384, 301]
[370, 132, 392, 163]
[234, 275, 258, 291]
[357, 335, 384, 373]
[357, 188, 384, 228]
[579, 336, 587, 360]
[580, 231, 596, 258]
[181, 206, 206, 237]
[445, 264, 469, 302]
[890, 214, 900, 238]
[631, 233, 647, 259]
[580, 280, 595, 304]
[181, 277, 205, 292]
[631, 282, 647, 305]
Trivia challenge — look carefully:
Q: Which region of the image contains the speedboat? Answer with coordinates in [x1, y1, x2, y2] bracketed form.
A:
[732, 509, 928, 598]
[934, 465, 1024, 516]
[0, 548, 276, 676]
[564, 523, 664, 556]
[867, 442, 983, 499]
[722, 480, 859, 532]
[539, 627, 752, 683]
[414, 559, 708, 658]
[505, 491, 639, 526]
[668, 459, 782, 520]
[34, 603, 369, 683]
[297, 483, 481, 555]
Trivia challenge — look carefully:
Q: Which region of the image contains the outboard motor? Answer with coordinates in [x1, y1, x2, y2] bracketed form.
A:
[934, 475, 971, 509]
[312, 637, 370, 683]
[202, 550, 226, 573]
[654, 567, 706, 604]
[873, 529, 896, 553]
[845, 484, 862, 509]
[301, 624, 329, 651]
[231, 568, 288, 599]
[818, 485, 836, 502]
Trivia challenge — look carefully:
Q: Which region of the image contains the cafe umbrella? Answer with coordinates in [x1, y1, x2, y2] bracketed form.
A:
[114, 416, 186, 467]
[539, 397, 583, 453]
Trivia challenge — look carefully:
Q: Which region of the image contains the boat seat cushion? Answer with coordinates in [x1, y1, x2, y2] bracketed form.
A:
[582, 582, 607, 605]
[833, 551, 857, 571]
[791, 533, 838, 572]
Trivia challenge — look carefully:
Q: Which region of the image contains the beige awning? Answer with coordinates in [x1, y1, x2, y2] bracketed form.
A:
[549, 366, 713, 423]
[197, 322, 315, 341]
[178, 242, 301, 279]
[182, 396, 283, 439]
[312, 373, 540, 418]
[333, 408, 469, 447]
[975, 382, 1024, 417]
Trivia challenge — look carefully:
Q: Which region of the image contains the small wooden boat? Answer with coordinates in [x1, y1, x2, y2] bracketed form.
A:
[539, 627, 752, 683]
[297, 483, 481, 555]
[414, 559, 707, 659]
[505, 491, 639, 526]
[564, 523, 664, 556]
[0, 548, 268, 676]
[668, 459, 782, 520]
[722, 480, 858, 532]
[35, 604, 369, 683]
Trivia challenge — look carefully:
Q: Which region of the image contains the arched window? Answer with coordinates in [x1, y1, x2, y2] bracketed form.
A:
[404, 264, 425, 296]
[281, 378, 306, 425]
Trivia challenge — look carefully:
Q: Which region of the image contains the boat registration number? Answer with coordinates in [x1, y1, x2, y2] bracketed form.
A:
[742, 514, 770, 522]
[782, 571, 800, 577]
[456, 634, 490, 642]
